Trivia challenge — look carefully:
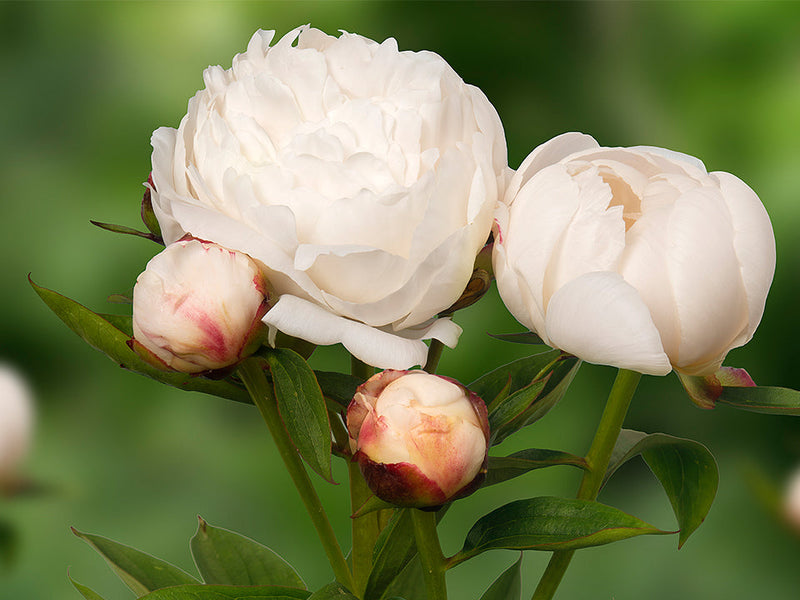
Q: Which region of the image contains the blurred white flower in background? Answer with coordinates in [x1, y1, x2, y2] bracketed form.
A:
[0, 363, 34, 494]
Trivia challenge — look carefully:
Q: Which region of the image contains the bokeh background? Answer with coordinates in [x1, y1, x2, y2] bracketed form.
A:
[2, 1, 799, 598]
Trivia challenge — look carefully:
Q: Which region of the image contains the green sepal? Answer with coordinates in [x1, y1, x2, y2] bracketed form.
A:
[307, 582, 359, 599]
[140, 185, 164, 241]
[350, 495, 395, 519]
[30, 279, 252, 403]
[190, 517, 305, 588]
[264, 349, 333, 482]
[605, 429, 719, 548]
[71, 527, 199, 595]
[454, 497, 671, 564]
[478, 554, 522, 600]
[69, 576, 107, 600]
[136, 584, 311, 599]
[90, 219, 162, 243]
[484, 449, 588, 488]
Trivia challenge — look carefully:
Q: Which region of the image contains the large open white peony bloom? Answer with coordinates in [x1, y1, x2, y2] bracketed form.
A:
[149, 26, 507, 369]
[493, 132, 775, 376]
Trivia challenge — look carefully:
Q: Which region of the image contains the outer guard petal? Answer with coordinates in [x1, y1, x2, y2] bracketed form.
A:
[545, 271, 671, 375]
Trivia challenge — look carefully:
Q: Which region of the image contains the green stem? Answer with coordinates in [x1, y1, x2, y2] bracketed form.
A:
[238, 359, 354, 592]
[532, 369, 642, 600]
[411, 508, 448, 600]
[348, 354, 377, 596]
[349, 461, 380, 596]
[424, 339, 445, 373]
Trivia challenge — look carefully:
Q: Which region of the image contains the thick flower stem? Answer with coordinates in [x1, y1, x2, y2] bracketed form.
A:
[532, 369, 642, 600]
[349, 354, 378, 596]
[424, 339, 446, 373]
[238, 359, 355, 592]
[411, 508, 448, 600]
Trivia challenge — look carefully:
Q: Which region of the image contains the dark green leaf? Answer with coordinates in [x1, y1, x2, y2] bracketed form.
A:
[468, 349, 562, 401]
[90, 219, 161, 242]
[265, 348, 332, 482]
[379, 556, 425, 600]
[456, 497, 670, 563]
[484, 449, 587, 487]
[98, 313, 134, 336]
[604, 430, 718, 548]
[488, 332, 547, 346]
[479, 554, 522, 600]
[716, 386, 800, 415]
[488, 377, 549, 444]
[315, 371, 363, 410]
[0, 519, 17, 567]
[307, 582, 359, 599]
[72, 528, 198, 595]
[190, 517, 305, 588]
[69, 576, 107, 600]
[30, 279, 252, 403]
[137, 584, 311, 599]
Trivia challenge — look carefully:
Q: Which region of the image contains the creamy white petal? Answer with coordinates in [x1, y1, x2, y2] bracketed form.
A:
[712, 171, 776, 344]
[263, 295, 445, 369]
[545, 271, 671, 375]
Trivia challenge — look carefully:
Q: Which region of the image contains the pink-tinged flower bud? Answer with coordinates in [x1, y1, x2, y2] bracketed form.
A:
[347, 370, 489, 508]
[132, 239, 270, 373]
[0, 363, 34, 493]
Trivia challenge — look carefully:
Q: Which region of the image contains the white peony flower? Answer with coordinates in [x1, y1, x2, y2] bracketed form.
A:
[132, 238, 270, 373]
[149, 26, 507, 369]
[347, 370, 489, 507]
[0, 363, 34, 488]
[493, 132, 775, 376]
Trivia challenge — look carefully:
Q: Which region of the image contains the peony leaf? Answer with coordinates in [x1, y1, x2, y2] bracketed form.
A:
[265, 348, 333, 482]
[716, 385, 800, 415]
[454, 497, 671, 564]
[0, 519, 17, 567]
[487, 331, 547, 346]
[72, 528, 199, 595]
[69, 576, 107, 600]
[90, 219, 162, 243]
[378, 556, 425, 600]
[475, 353, 580, 446]
[190, 517, 305, 588]
[478, 554, 522, 600]
[314, 371, 363, 410]
[136, 584, 311, 599]
[604, 429, 718, 548]
[307, 582, 360, 599]
[30, 279, 252, 403]
[484, 449, 588, 487]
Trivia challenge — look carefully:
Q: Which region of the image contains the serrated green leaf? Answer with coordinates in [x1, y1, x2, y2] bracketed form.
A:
[716, 386, 800, 415]
[604, 429, 718, 548]
[137, 584, 311, 599]
[307, 582, 359, 599]
[314, 371, 363, 410]
[30, 279, 251, 403]
[265, 348, 332, 482]
[190, 517, 305, 588]
[488, 332, 547, 346]
[484, 449, 587, 487]
[72, 528, 198, 595]
[479, 554, 522, 600]
[69, 576, 107, 600]
[456, 497, 670, 563]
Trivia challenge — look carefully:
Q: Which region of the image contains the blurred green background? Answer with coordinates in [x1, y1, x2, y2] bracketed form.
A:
[1, 1, 799, 598]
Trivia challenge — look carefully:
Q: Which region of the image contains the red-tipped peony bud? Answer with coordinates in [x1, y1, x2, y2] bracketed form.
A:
[131, 238, 270, 373]
[347, 370, 489, 508]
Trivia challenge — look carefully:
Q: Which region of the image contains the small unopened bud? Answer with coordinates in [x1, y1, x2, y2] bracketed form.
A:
[0, 364, 34, 493]
[132, 238, 270, 373]
[347, 370, 489, 508]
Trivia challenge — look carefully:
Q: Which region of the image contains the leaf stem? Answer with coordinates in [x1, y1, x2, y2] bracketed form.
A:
[411, 508, 448, 600]
[424, 339, 446, 373]
[532, 368, 642, 600]
[238, 358, 354, 592]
